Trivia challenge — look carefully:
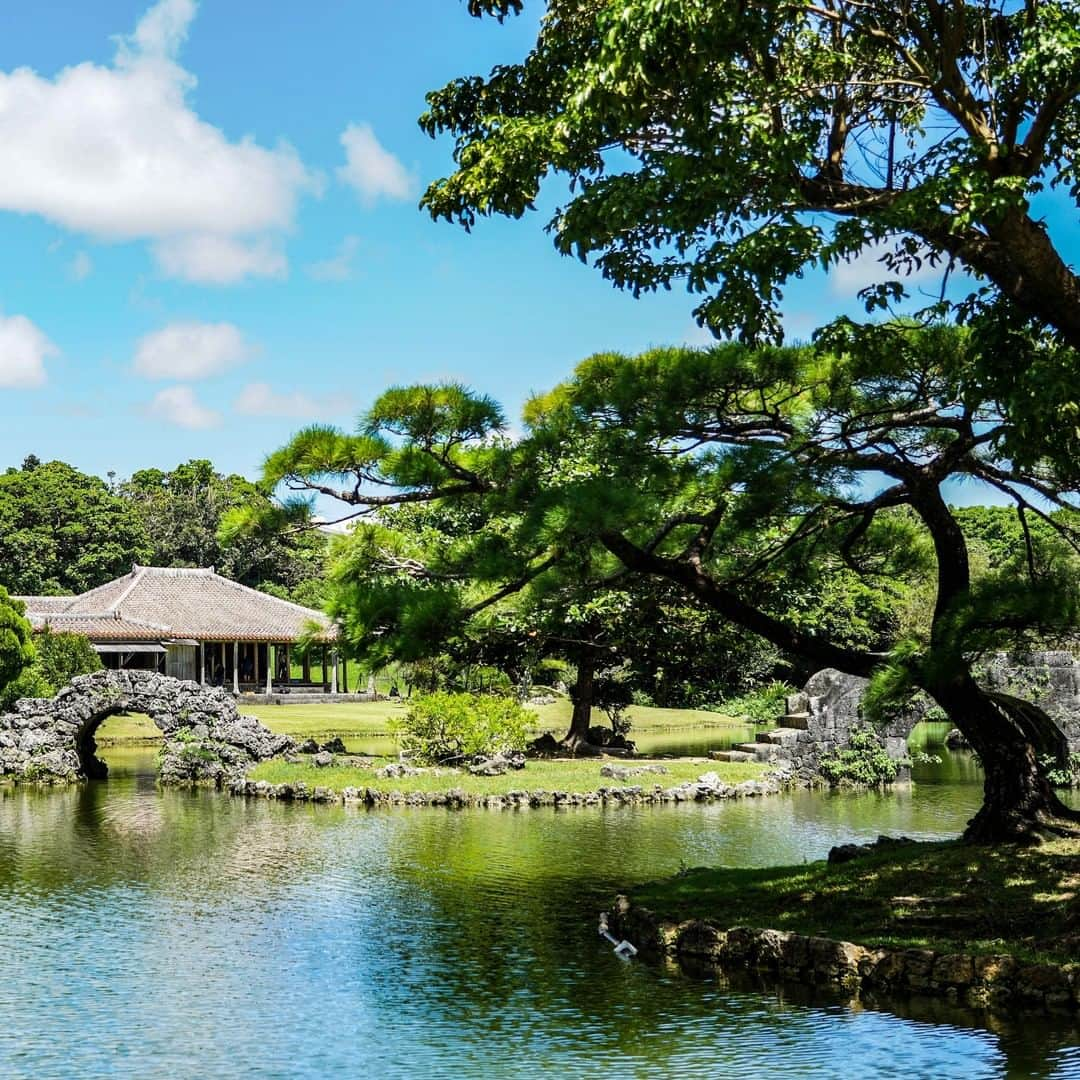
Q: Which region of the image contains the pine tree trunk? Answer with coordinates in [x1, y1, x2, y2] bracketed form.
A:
[931, 673, 1080, 843]
[561, 650, 601, 755]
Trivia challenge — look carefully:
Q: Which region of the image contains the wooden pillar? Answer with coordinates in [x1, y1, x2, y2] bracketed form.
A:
[199, 643, 206, 685]
[285, 643, 291, 686]
[331, 649, 339, 695]
[233, 640, 240, 694]
[321, 646, 328, 693]
[266, 644, 274, 695]
[302, 652, 311, 685]
[255, 643, 262, 690]
[342, 656, 349, 694]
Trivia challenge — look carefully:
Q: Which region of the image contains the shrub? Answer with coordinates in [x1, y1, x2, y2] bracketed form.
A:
[1040, 752, 1080, 788]
[820, 726, 902, 786]
[0, 627, 102, 711]
[721, 681, 794, 725]
[391, 692, 534, 765]
[0, 666, 53, 710]
[32, 627, 101, 689]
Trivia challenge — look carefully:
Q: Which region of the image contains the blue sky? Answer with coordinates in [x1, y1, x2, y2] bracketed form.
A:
[0, 1, 1073, 495]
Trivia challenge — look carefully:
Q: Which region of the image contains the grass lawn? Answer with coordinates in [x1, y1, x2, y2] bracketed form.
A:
[96, 699, 745, 753]
[236, 698, 742, 741]
[95, 713, 162, 742]
[246, 756, 766, 796]
[239, 699, 408, 736]
[628, 839, 1080, 965]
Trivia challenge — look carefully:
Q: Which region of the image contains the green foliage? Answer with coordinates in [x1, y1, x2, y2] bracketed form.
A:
[423, 2, 1079, 341]
[820, 726, 902, 787]
[126, 459, 327, 597]
[0, 588, 36, 699]
[424, 1, 1080, 469]
[31, 627, 102, 690]
[722, 681, 795, 726]
[391, 692, 534, 765]
[0, 626, 103, 710]
[0, 667, 52, 711]
[1040, 753, 1080, 788]
[0, 459, 151, 594]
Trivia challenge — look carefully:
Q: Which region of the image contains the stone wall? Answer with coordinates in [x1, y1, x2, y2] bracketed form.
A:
[782, 651, 1080, 782]
[0, 669, 293, 785]
[609, 897, 1080, 1013]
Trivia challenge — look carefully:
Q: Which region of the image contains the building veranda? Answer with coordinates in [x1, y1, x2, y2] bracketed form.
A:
[17, 565, 344, 696]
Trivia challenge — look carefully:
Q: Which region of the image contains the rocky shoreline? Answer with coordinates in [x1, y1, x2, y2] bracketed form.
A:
[228, 769, 788, 808]
[607, 895, 1080, 1014]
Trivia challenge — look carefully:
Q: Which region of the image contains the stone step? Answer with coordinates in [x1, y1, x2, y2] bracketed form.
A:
[709, 749, 759, 763]
[736, 742, 773, 759]
[757, 728, 801, 746]
[778, 712, 810, 730]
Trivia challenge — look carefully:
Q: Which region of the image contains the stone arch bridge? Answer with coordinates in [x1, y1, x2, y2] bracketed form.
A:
[717, 652, 1080, 783]
[0, 670, 293, 785]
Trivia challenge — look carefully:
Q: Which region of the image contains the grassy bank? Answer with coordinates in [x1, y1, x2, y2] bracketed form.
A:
[97, 700, 744, 746]
[246, 756, 766, 797]
[628, 839, 1080, 966]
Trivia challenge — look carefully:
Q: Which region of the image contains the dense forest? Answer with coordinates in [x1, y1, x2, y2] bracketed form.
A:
[0, 455, 327, 604]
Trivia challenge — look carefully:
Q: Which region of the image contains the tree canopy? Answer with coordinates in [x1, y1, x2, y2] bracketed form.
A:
[422, 1, 1080, 463]
[238, 325, 1080, 838]
[0, 459, 151, 595]
[123, 459, 327, 599]
[425, 0, 1080, 341]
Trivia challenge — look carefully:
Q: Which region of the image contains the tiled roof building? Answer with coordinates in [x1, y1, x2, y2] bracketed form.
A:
[18, 566, 341, 695]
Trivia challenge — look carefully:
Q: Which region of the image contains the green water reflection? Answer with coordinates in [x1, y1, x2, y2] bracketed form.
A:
[0, 742, 1076, 1078]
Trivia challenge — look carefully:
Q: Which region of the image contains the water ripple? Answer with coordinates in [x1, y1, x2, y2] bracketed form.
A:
[0, 752, 1075, 1078]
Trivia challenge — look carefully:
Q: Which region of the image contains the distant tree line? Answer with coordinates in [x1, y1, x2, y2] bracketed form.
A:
[0, 455, 327, 604]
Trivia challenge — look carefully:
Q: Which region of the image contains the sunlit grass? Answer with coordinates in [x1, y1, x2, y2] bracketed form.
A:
[628, 838, 1080, 965]
[247, 756, 766, 796]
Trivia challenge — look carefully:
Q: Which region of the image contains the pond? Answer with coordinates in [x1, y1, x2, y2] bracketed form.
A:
[0, 737, 1077, 1078]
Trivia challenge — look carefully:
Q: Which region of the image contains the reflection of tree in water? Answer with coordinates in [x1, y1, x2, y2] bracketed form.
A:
[0, 783, 331, 902]
[0, 785, 1076, 1075]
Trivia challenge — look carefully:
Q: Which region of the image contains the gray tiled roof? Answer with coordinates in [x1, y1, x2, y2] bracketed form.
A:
[17, 566, 336, 643]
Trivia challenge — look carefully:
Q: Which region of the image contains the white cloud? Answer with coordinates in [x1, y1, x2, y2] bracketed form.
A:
[69, 251, 92, 281]
[337, 123, 414, 205]
[153, 234, 287, 285]
[147, 385, 221, 428]
[306, 235, 361, 282]
[0, 314, 57, 388]
[134, 321, 255, 380]
[127, 0, 196, 58]
[234, 381, 346, 419]
[0, 0, 317, 282]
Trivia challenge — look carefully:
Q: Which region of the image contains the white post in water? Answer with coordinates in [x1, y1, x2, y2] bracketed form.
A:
[331, 650, 339, 695]
[233, 641, 240, 695]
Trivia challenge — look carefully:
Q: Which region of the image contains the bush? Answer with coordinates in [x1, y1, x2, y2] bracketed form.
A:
[1040, 752, 1080, 788]
[0, 666, 52, 710]
[721, 681, 794, 725]
[391, 692, 535, 765]
[0, 627, 102, 711]
[820, 726, 902, 786]
[0, 587, 35, 691]
[32, 627, 102, 689]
